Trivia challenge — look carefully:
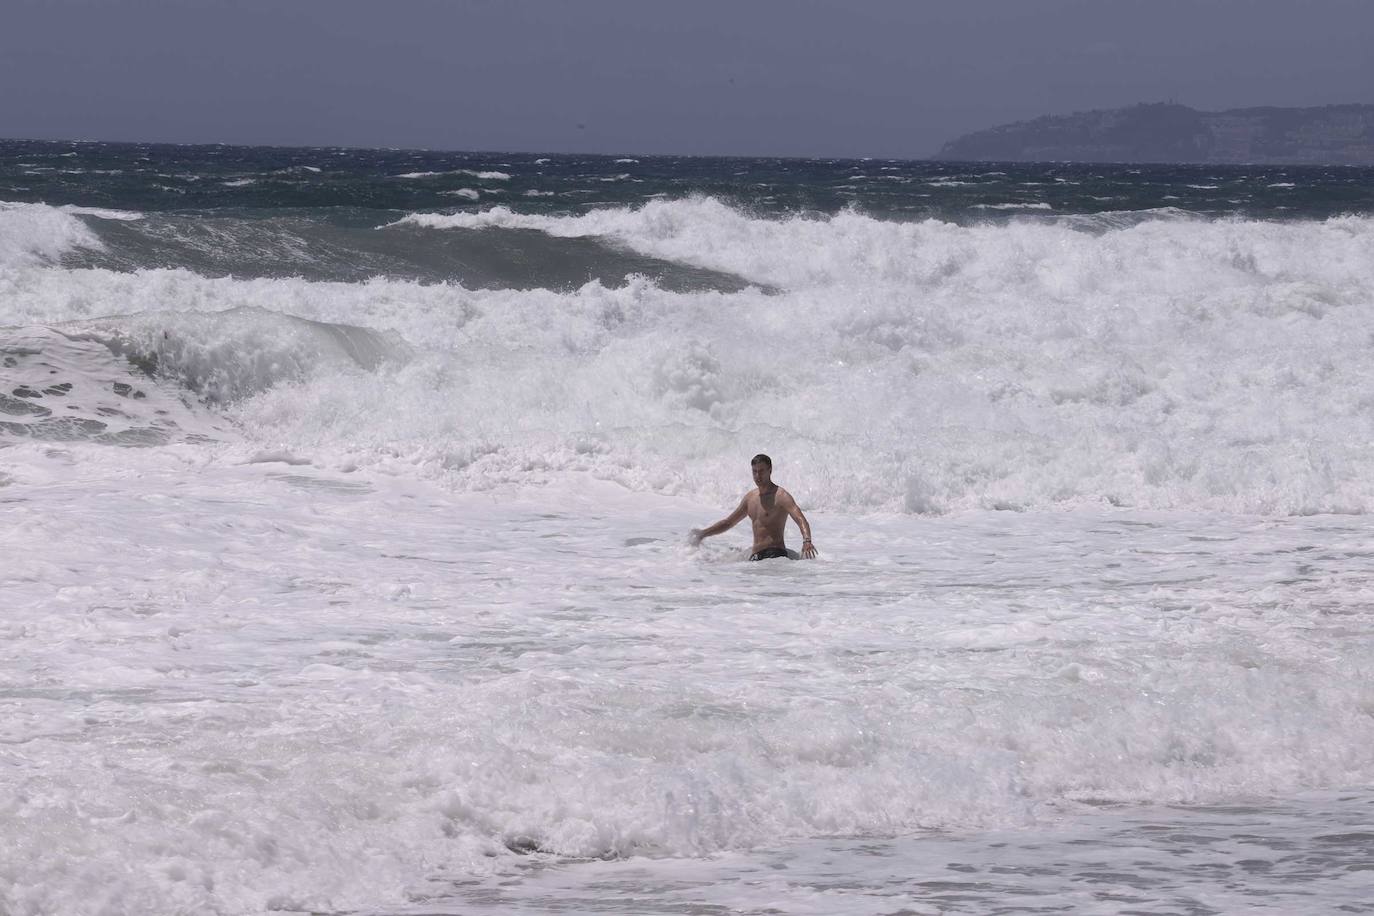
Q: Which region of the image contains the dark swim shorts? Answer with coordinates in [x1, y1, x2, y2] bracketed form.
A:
[749, 547, 792, 561]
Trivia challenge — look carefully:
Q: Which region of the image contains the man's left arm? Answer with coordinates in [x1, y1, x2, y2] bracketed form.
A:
[783, 491, 817, 559]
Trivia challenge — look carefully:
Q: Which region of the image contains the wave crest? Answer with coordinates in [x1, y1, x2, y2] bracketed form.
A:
[392, 197, 1374, 293]
[0, 201, 113, 268]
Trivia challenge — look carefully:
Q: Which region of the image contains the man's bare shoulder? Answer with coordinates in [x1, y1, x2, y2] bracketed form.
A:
[775, 486, 797, 505]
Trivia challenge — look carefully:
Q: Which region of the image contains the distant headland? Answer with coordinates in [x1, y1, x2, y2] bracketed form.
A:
[937, 102, 1374, 165]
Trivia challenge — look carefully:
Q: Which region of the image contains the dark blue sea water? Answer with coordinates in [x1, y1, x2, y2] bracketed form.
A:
[5, 138, 1374, 290]
[8, 137, 1374, 217]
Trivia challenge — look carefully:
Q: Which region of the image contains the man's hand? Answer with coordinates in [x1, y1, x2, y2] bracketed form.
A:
[801, 539, 817, 559]
[691, 498, 747, 548]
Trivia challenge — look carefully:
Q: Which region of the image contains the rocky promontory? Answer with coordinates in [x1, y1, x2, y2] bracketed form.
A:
[937, 102, 1374, 165]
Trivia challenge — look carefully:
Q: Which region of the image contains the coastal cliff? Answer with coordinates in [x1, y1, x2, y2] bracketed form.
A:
[937, 102, 1374, 165]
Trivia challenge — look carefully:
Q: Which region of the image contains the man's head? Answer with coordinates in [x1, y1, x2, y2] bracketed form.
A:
[750, 453, 772, 487]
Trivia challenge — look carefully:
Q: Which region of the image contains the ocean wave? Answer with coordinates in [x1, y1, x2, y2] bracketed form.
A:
[0, 308, 410, 445]
[83, 306, 410, 402]
[391, 196, 1374, 292]
[11, 202, 750, 292]
[10, 198, 1374, 514]
[0, 200, 109, 267]
[6, 205, 1374, 514]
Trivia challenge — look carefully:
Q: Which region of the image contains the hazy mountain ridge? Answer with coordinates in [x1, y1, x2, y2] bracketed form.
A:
[938, 102, 1374, 165]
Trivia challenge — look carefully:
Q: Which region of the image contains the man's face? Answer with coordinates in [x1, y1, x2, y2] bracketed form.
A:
[751, 461, 771, 487]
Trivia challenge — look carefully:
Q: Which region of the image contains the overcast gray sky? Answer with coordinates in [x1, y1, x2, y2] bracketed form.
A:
[4, 0, 1372, 158]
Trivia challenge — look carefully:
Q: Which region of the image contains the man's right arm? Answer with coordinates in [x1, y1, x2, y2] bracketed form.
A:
[690, 497, 748, 545]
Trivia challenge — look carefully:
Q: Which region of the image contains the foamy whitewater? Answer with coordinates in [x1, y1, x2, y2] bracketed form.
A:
[3, 141, 1374, 914]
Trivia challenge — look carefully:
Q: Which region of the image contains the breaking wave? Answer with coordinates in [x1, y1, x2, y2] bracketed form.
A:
[5, 198, 1374, 514]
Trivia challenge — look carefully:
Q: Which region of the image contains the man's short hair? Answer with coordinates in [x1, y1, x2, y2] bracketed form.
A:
[751, 453, 772, 468]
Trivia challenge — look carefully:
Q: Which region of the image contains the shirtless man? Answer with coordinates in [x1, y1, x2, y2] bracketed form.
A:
[689, 454, 818, 560]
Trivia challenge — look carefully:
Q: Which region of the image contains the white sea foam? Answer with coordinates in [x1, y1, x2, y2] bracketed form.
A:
[0, 326, 229, 445]
[470, 799, 1374, 914]
[58, 205, 144, 221]
[397, 169, 511, 180]
[442, 188, 480, 200]
[971, 201, 1053, 210]
[2, 458, 1372, 915]
[0, 201, 107, 267]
